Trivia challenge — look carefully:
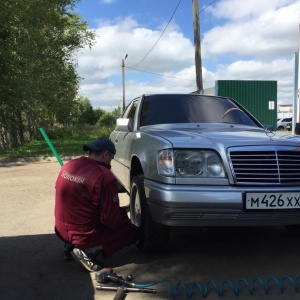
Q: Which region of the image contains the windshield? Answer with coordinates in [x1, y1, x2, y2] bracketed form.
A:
[139, 94, 259, 127]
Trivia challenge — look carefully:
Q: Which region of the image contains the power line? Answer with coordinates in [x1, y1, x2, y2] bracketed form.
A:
[200, 0, 217, 13]
[129, 0, 182, 68]
[130, 0, 217, 68]
[126, 66, 195, 81]
[127, 0, 219, 83]
[126, 65, 216, 85]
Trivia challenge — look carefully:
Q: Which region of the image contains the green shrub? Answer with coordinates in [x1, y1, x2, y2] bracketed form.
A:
[0, 125, 116, 158]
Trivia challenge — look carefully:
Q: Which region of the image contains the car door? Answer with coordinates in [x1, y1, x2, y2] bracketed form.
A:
[110, 99, 138, 191]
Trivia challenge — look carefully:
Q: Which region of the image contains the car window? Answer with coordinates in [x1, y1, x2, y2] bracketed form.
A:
[281, 118, 292, 122]
[124, 99, 138, 119]
[139, 94, 258, 127]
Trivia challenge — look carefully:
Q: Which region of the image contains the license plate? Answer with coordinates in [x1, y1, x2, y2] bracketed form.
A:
[245, 192, 300, 210]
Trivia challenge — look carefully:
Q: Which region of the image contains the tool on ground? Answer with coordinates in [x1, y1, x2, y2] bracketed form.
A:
[95, 267, 114, 283]
[95, 268, 156, 295]
[95, 270, 300, 298]
[96, 285, 156, 293]
[96, 268, 134, 287]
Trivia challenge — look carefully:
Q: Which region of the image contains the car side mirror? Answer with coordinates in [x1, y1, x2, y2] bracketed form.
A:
[115, 118, 133, 132]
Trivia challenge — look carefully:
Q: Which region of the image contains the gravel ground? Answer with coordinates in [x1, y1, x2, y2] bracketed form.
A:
[1, 159, 300, 300]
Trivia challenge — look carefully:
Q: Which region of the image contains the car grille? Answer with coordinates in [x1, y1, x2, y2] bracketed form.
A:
[229, 148, 300, 184]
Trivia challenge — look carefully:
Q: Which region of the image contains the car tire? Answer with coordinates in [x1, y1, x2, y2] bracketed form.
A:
[130, 175, 170, 252]
[277, 126, 284, 130]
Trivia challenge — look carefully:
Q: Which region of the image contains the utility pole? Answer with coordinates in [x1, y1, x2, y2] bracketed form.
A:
[121, 54, 128, 115]
[294, 24, 300, 134]
[192, 0, 203, 93]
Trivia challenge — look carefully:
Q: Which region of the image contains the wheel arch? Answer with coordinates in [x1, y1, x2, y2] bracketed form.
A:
[130, 155, 144, 181]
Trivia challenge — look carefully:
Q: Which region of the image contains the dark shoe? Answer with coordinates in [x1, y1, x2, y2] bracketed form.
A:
[71, 248, 104, 272]
[64, 244, 74, 261]
[86, 249, 102, 263]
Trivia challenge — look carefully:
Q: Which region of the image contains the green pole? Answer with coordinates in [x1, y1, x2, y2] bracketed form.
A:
[38, 127, 64, 166]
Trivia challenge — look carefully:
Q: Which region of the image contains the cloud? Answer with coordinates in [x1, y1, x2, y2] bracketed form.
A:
[76, 0, 299, 111]
[77, 16, 196, 109]
[202, 1, 299, 59]
[207, 0, 295, 20]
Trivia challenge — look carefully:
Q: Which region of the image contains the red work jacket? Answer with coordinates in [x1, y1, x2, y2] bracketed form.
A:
[55, 156, 129, 249]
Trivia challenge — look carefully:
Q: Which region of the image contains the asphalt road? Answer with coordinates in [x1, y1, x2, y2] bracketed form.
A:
[1, 159, 300, 300]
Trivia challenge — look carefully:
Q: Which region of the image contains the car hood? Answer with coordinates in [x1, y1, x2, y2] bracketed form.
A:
[142, 124, 300, 148]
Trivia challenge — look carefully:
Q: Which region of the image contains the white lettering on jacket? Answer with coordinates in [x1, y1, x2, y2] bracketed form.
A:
[61, 170, 86, 184]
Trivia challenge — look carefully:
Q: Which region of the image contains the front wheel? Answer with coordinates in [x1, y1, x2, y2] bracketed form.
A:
[130, 175, 170, 251]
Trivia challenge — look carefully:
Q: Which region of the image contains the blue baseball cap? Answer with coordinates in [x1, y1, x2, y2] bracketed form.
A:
[83, 137, 116, 155]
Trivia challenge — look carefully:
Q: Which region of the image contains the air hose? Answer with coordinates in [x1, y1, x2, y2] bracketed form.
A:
[38, 126, 64, 166]
[132, 276, 300, 298]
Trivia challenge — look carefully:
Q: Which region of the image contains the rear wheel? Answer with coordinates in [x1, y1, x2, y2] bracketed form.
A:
[130, 175, 170, 251]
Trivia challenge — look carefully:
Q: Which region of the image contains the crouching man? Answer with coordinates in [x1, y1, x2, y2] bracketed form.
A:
[54, 137, 139, 272]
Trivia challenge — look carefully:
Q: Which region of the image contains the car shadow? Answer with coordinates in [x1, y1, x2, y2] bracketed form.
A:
[106, 225, 300, 299]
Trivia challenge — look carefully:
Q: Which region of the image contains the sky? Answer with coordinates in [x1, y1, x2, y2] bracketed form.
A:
[74, 0, 300, 111]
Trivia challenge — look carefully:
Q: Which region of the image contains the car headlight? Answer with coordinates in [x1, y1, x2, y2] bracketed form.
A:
[158, 149, 225, 178]
[158, 149, 174, 175]
[175, 151, 204, 176]
[206, 154, 225, 177]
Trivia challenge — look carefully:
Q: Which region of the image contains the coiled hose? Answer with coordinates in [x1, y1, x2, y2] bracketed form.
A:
[133, 276, 300, 298]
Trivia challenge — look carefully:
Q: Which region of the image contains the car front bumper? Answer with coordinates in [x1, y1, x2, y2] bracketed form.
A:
[144, 179, 300, 226]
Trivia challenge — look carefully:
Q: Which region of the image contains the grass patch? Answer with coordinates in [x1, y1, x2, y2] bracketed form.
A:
[0, 125, 114, 158]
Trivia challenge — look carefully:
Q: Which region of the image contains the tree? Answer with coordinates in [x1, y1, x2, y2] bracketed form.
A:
[97, 112, 116, 127]
[70, 96, 99, 125]
[0, 0, 95, 150]
[111, 107, 122, 117]
[94, 108, 106, 122]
